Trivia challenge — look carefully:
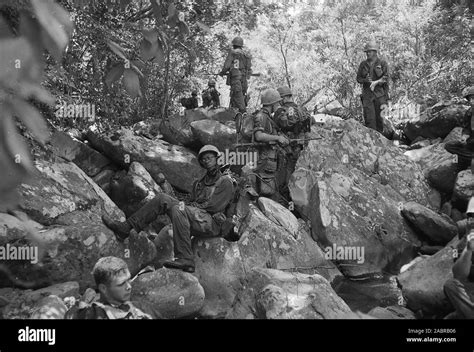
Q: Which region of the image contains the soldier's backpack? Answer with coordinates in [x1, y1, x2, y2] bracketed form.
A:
[236, 110, 258, 144]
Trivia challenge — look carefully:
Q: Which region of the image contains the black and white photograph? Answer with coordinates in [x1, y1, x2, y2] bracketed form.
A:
[0, 0, 472, 349]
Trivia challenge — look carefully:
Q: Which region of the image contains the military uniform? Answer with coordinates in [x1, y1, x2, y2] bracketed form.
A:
[181, 96, 198, 110]
[273, 102, 311, 195]
[126, 170, 234, 264]
[202, 86, 221, 108]
[443, 235, 474, 319]
[252, 108, 281, 199]
[66, 299, 162, 319]
[220, 47, 252, 113]
[356, 57, 389, 133]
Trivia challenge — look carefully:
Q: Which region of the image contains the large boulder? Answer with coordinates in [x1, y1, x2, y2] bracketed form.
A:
[290, 120, 438, 277]
[443, 127, 470, 144]
[86, 129, 203, 193]
[367, 305, 416, 319]
[332, 276, 403, 313]
[131, 268, 205, 319]
[227, 268, 351, 319]
[401, 202, 458, 245]
[0, 159, 156, 288]
[190, 120, 236, 152]
[193, 204, 341, 318]
[160, 108, 236, 148]
[109, 162, 164, 217]
[452, 170, 474, 206]
[257, 197, 300, 238]
[0, 282, 79, 319]
[397, 237, 458, 316]
[50, 131, 112, 178]
[403, 100, 471, 142]
[404, 143, 457, 195]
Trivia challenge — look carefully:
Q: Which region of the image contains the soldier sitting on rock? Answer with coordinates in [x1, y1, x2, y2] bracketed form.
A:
[180, 91, 199, 110]
[66, 257, 161, 319]
[102, 145, 236, 273]
[443, 197, 474, 319]
[444, 86, 474, 171]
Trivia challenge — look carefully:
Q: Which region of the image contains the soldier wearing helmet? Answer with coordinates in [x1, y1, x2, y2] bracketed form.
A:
[102, 145, 235, 273]
[443, 196, 474, 319]
[249, 89, 289, 200]
[444, 86, 474, 170]
[356, 40, 390, 133]
[273, 86, 313, 199]
[202, 79, 221, 109]
[218, 36, 253, 113]
[181, 90, 199, 110]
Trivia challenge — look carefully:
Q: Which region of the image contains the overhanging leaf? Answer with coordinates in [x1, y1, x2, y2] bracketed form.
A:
[178, 22, 190, 38]
[196, 21, 211, 34]
[31, 0, 73, 61]
[142, 28, 159, 44]
[139, 39, 156, 61]
[105, 63, 125, 87]
[122, 69, 142, 97]
[107, 40, 128, 60]
[168, 3, 177, 18]
[10, 99, 50, 144]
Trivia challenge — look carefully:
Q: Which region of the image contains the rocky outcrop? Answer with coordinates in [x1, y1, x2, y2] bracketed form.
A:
[0, 282, 79, 319]
[404, 143, 458, 195]
[50, 131, 112, 178]
[131, 268, 205, 319]
[401, 202, 458, 245]
[109, 162, 164, 217]
[0, 159, 156, 288]
[190, 120, 236, 152]
[86, 129, 203, 193]
[367, 305, 416, 319]
[193, 203, 341, 318]
[452, 170, 474, 205]
[290, 119, 437, 277]
[403, 100, 471, 142]
[227, 268, 352, 319]
[397, 238, 458, 316]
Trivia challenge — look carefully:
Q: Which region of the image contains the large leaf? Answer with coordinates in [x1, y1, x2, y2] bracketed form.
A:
[178, 21, 190, 38]
[105, 63, 125, 87]
[32, 0, 73, 61]
[168, 3, 177, 18]
[17, 83, 55, 105]
[0, 37, 40, 87]
[196, 21, 211, 34]
[151, 0, 164, 26]
[0, 109, 33, 210]
[10, 99, 50, 144]
[142, 28, 159, 43]
[122, 69, 142, 98]
[107, 40, 128, 60]
[139, 39, 156, 61]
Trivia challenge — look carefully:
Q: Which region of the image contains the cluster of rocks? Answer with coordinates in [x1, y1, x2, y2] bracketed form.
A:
[0, 99, 472, 319]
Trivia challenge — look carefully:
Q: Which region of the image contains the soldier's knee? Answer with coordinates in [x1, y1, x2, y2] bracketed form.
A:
[171, 204, 186, 219]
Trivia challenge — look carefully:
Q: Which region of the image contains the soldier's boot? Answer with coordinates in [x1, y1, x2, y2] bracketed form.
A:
[102, 214, 133, 241]
[163, 258, 195, 273]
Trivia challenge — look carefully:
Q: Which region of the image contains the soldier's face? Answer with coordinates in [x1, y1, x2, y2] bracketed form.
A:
[200, 152, 218, 170]
[100, 269, 132, 305]
[366, 50, 377, 60]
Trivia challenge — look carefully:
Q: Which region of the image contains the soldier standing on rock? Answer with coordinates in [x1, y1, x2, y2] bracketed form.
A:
[444, 86, 474, 171]
[218, 36, 252, 113]
[102, 145, 235, 274]
[273, 86, 313, 198]
[356, 41, 390, 133]
[251, 89, 289, 201]
[202, 79, 221, 109]
[443, 197, 474, 319]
